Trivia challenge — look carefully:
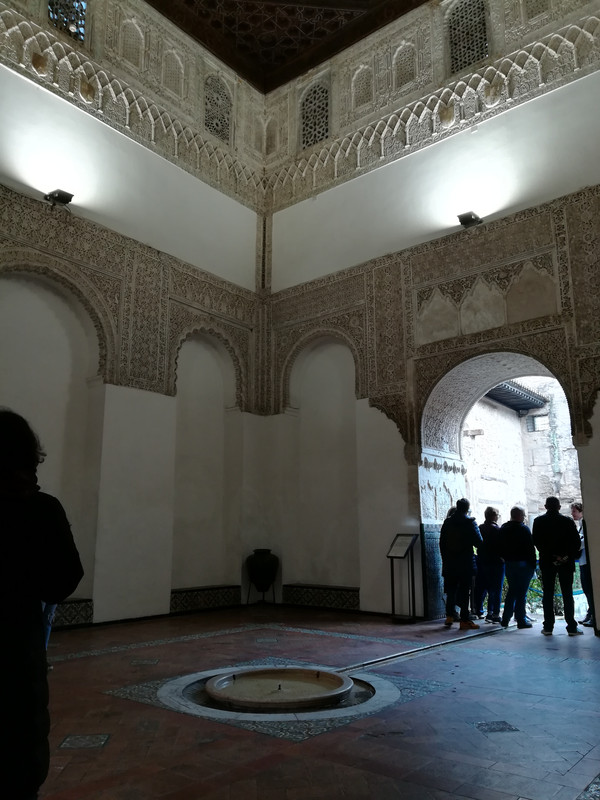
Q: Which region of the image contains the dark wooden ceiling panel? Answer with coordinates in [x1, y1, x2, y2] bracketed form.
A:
[144, 0, 430, 92]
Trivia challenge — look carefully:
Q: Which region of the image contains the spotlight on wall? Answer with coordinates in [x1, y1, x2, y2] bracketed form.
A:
[458, 211, 483, 228]
[43, 189, 74, 208]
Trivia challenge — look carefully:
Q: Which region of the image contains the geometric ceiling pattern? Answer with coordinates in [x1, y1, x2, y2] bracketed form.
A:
[144, 0, 430, 91]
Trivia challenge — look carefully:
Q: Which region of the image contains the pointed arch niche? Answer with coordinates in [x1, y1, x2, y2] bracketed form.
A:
[0, 273, 101, 599]
[418, 351, 563, 618]
[172, 333, 240, 592]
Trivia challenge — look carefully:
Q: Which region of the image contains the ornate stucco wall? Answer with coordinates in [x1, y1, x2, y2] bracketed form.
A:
[2, 0, 600, 216]
[2, 0, 600, 622]
[2, 179, 600, 450]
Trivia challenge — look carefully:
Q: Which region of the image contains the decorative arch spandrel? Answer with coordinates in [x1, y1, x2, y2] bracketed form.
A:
[368, 391, 411, 451]
[0, 249, 118, 384]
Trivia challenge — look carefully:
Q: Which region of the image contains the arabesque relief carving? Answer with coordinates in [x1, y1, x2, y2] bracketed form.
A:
[2, 4, 600, 448]
[2, 2, 600, 213]
[2, 181, 600, 444]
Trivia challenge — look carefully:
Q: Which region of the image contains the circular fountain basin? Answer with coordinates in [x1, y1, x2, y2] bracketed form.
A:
[205, 666, 353, 711]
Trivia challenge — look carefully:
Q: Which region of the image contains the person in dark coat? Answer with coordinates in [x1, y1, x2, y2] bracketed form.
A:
[0, 409, 84, 799]
[499, 506, 536, 629]
[439, 497, 483, 630]
[532, 496, 582, 636]
[475, 506, 505, 623]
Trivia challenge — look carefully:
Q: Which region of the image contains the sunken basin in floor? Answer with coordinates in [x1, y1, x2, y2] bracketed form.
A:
[205, 666, 354, 711]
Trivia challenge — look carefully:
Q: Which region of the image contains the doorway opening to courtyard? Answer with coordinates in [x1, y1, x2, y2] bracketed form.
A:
[418, 352, 585, 621]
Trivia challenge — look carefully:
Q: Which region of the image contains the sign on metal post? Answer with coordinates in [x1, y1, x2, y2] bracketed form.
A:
[387, 533, 419, 623]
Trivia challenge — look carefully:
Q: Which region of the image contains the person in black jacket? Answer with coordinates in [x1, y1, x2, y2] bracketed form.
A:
[532, 496, 582, 636]
[439, 498, 483, 630]
[476, 506, 505, 623]
[499, 506, 536, 629]
[0, 409, 84, 799]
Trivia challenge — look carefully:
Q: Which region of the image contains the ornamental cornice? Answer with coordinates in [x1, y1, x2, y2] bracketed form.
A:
[1, 2, 600, 215]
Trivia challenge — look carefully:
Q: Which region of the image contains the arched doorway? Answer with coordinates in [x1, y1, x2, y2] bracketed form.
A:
[418, 351, 574, 619]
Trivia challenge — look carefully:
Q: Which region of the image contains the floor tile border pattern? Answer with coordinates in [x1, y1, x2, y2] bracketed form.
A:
[48, 623, 424, 663]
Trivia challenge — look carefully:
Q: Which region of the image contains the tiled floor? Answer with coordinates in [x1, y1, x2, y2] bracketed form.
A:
[42, 606, 600, 799]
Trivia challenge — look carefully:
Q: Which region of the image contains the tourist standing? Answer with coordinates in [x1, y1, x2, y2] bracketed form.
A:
[439, 498, 483, 630]
[499, 506, 536, 629]
[476, 506, 504, 622]
[571, 502, 594, 628]
[532, 496, 582, 636]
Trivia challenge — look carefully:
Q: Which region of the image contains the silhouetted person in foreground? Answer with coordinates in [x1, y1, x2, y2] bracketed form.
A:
[532, 496, 582, 636]
[0, 409, 83, 799]
[440, 498, 482, 630]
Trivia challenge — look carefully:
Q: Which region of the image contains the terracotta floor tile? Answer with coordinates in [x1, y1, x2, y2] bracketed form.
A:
[38, 606, 600, 800]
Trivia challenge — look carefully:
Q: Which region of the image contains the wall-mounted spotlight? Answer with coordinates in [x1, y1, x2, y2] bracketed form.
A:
[458, 211, 483, 228]
[43, 189, 74, 208]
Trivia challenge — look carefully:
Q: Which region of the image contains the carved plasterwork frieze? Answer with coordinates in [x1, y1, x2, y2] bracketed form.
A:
[0, 185, 134, 278]
[563, 185, 600, 347]
[371, 261, 406, 393]
[3, 3, 600, 216]
[0, 4, 263, 212]
[167, 299, 251, 408]
[414, 253, 559, 346]
[338, 13, 434, 129]
[409, 209, 555, 285]
[170, 264, 256, 328]
[120, 256, 170, 393]
[266, 13, 600, 210]
[271, 272, 366, 327]
[0, 246, 118, 383]
[576, 352, 600, 442]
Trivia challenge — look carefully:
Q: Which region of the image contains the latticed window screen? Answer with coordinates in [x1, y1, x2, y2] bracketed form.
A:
[301, 83, 329, 149]
[47, 1, 86, 43]
[122, 22, 143, 68]
[163, 52, 183, 97]
[447, 0, 489, 75]
[395, 46, 416, 89]
[525, 0, 550, 20]
[353, 68, 373, 109]
[204, 76, 232, 144]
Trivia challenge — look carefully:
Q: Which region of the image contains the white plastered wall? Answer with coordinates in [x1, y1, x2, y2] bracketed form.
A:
[284, 340, 360, 587]
[92, 384, 176, 622]
[0, 276, 418, 620]
[0, 274, 99, 598]
[356, 399, 416, 615]
[172, 335, 242, 588]
[267, 339, 413, 613]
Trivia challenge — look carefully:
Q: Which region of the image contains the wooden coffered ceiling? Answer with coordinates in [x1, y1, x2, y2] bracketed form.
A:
[144, 0, 430, 92]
